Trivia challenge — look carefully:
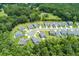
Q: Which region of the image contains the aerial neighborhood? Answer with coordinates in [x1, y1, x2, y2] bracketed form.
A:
[0, 3, 79, 56]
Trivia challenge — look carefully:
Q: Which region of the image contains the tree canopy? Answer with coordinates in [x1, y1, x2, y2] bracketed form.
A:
[0, 3, 79, 56]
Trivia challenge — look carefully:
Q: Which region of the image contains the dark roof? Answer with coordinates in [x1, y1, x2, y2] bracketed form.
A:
[28, 31, 35, 36]
[28, 24, 34, 29]
[50, 23, 56, 27]
[19, 26, 25, 31]
[39, 32, 46, 38]
[18, 38, 28, 45]
[66, 21, 73, 26]
[60, 29, 67, 35]
[55, 31, 61, 36]
[33, 24, 39, 28]
[15, 31, 24, 38]
[32, 37, 39, 44]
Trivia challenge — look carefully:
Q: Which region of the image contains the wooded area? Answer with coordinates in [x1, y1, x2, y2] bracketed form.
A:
[0, 3, 79, 56]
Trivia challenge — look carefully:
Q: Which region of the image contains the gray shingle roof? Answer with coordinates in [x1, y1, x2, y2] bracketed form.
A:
[32, 37, 39, 44]
[15, 31, 24, 38]
[28, 24, 34, 29]
[18, 38, 28, 45]
[19, 26, 25, 31]
[39, 32, 46, 38]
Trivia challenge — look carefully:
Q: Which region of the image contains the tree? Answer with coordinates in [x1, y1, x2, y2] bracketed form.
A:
[73, 16, 77, 26]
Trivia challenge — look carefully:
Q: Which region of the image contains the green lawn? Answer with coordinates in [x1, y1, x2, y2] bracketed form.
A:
[40, 13, 62, 21]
